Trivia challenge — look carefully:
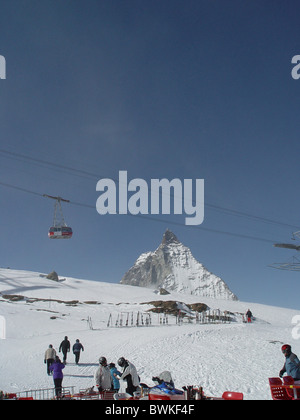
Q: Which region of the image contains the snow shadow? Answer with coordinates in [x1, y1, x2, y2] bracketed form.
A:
[0, 272, 77, 296]
[64, 362, 98, 379]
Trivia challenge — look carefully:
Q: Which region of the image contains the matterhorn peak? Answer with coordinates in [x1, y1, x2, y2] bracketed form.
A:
[161, 229, 180, 245]
[121, 230, 238, 301]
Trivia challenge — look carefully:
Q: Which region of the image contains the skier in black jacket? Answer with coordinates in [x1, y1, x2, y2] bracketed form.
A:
[59, 336, 70, 363]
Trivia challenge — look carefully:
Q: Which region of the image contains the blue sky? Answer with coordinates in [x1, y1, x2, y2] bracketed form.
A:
[1, 0, 300, 309]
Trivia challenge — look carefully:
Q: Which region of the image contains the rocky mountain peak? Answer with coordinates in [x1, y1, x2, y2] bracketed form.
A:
[121, 230, 238, 301]
[161, 229, 180, 245]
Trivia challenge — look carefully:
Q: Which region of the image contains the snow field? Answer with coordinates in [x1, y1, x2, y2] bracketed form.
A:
[0, 268, 299, 400]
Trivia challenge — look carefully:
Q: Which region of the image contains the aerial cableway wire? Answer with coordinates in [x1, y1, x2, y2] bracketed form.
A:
[0, 148, 299, 231]
[0, 180, 280, 244]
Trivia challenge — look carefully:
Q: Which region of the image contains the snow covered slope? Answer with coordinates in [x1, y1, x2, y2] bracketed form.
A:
[121, 230, 237, 300]
[0, 268, 299, 400]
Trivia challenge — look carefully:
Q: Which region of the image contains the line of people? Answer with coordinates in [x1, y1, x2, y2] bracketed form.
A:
[44, 337, 84, 397]
[44, 337, 140, 397]
[44, 336, 84, 374]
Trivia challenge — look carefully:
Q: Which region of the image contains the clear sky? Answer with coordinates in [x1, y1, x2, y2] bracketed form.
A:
[1, 0, 300, 309]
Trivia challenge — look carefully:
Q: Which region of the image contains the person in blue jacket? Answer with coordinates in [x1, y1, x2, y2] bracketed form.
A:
[72, 339, 84, 365]
[280, 344, 300, 382]
[109, 362, 122, 391]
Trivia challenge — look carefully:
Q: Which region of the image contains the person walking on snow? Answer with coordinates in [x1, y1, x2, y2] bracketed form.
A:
[44, 344, 56, 375]
[49, 356, 65, 398]
[246, 309, 253, 323]
[280, 344, 300, 382]
[59, 336, 70, 363]
[72, 339, 84, 365]
[94, 357, 113, 392]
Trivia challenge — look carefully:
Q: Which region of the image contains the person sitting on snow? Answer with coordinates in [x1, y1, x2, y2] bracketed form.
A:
[152, 371, 175, 387]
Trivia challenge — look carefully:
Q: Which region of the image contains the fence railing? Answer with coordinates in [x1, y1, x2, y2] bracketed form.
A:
[15, 386, 75, 400]
[106, 309, 237, 328]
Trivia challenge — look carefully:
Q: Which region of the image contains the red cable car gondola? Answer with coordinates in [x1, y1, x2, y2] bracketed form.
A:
[48, 226, 73, 239]
[44, 195, 73, 239]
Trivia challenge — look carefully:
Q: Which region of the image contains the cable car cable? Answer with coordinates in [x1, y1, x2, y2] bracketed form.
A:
[0, 180, 279, 244]
[0, 148, 299, 231]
